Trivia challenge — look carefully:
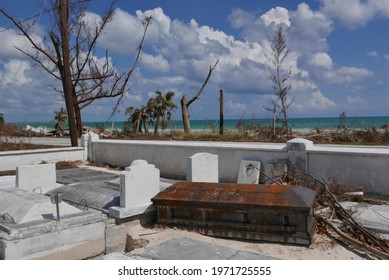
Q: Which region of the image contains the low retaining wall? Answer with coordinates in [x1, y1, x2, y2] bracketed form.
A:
[85, 133, 389, 197]
[0, 147, 85, 171]
[89, 139, 286, 182]
[308, 146, 389, 196]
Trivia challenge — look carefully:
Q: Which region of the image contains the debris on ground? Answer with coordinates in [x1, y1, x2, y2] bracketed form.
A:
[277, 172, 389, 259]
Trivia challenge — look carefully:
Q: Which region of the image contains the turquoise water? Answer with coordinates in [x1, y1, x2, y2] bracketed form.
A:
[14, 116, 389, 133]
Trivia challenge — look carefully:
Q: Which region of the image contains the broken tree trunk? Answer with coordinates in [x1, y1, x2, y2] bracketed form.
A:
[219, 89, 224, 135]
[181, 96, 191, 133]
[180, 60, 219, 134]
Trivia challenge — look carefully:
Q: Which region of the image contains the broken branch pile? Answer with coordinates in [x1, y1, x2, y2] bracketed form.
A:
[277, 172, 389, 259]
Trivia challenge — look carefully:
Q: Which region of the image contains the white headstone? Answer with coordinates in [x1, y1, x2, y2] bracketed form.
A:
[237, 160, 261, 184]
[109, 160, 160, 219]
[187, 153, 218, 183]
[16, 163, 56, 193]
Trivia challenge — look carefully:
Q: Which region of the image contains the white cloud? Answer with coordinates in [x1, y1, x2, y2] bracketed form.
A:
[97, 8, 147, 55]
[228, 8, 257, 29]
[306, 52, 373, 86]
[308, 91, 336, 109]
[0, 59, 32, 86]
[368, 51, 378, 57]
[0, 4, 383, 121]
[309, 52, 333, 70]
[226, 99, 248, 114]
[385, 54, 389, 60]
[0, 27, 38, 62]
[336, 67, 374, 82]
[258, 7, 291, 27]
[141, 53, 170, 73]
[289, 3, 333, 53]
[320, 0, 389, 28]
[103, 6, 375, 119]
[346, 95, 368, 109]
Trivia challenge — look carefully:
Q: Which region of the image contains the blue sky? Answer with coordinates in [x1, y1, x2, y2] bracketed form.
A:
[1, 0, 389, 122]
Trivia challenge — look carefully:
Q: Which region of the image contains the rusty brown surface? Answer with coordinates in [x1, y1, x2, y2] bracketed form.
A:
[152, 182, 316, 209]
[152, 182, 317, 245]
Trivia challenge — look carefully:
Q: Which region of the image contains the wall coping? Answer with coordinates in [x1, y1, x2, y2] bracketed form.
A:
[0, 147, 84, 157]
[93, 139, 286, 151]
[309, 145, 389, 156]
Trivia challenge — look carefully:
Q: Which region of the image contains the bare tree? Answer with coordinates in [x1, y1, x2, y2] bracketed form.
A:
[0, 0, 150, 145]
[264, 24, 293, 139]
[180, 59, 219, 134]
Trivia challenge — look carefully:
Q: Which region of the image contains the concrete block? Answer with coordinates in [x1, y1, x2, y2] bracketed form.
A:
[109, 160, 160, 219]
[0, 212, 105, 260]
[0, 176, 15, 189]
[97, 252, 134, 260]
[263, 163, 287, 183]
[134, 237, 276, 260]
[82, 131, 99, 161]
[105, 223, 129, 254]
[237, 160, 261, 184]
[286, 138, 313, 173]
[16, 163, 56, 193]
[187, 153, 218, 183]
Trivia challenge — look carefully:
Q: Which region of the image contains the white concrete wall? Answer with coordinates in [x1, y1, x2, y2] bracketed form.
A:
[307, 146, 389, 196]
[90, 139, 286, 182]
[89, 136, 389, 197]
[0, 147, 84, 171]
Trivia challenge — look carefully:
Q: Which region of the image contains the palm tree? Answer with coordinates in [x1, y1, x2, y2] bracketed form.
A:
[152, 91, 177, 136]
[125, 106, 143, 134]
[54, 108, 68, 132]
[125, 104, 153, 135]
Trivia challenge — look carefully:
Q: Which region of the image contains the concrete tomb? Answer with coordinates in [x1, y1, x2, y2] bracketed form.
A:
[187, 153, 218, 183]
[0, 187, 105, 260]
[0, 187, 81, 224]
[16, 163, 57, 193]
[152, 182, 317, 245]
[237, 160, 261, 184]
[109, 160, 160, 219]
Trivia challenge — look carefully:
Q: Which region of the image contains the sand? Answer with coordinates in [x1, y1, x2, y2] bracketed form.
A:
[124, 220, 371, 260]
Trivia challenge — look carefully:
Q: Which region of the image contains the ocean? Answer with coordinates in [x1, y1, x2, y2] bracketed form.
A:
[15, 116, 389, 134]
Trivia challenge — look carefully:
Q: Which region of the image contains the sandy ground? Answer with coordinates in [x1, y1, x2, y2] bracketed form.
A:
[124, 219, 371, 260]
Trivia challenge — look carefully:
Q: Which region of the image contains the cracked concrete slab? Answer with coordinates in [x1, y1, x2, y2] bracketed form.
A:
[56, 168, 119, 185]
[132, 237, 277, 260]
[340, 201, 389, 239]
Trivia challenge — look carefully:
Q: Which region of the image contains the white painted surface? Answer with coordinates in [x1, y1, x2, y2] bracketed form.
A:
[91, 139, 285, 182]
[0, 147, 84, 171]
[16, 163, 56, 193]
[89, 137, 389, 196]
[237, 160, 261, 184]
[109, 160, 160, 218]
[187, 153, 218, 183]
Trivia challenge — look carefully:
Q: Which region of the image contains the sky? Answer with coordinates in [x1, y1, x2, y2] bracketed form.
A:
[1, 0, 389, 123]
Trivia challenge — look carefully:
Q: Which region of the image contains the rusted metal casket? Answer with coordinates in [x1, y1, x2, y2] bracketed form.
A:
[152, 182, 317, 245]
